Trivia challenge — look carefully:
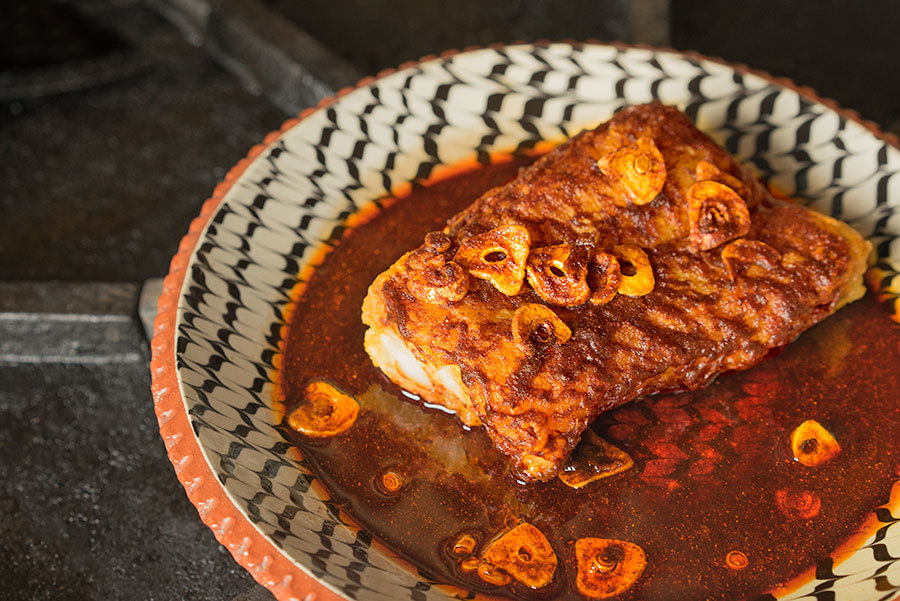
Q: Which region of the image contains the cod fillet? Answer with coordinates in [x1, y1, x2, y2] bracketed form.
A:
[361, 103, 870, 483]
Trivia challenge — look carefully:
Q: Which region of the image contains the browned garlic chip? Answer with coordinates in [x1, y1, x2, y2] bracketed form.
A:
[598, 137, 667, 206]
[482, 523, 557, 589]
[575, 538, 646, 599]
[454, 225, 531, 296]
[612, 245, 654, 297]
[512, 303, 572, 350]
[288, 381, 359, 438]
[688, 180, 751, 251]
[526, 243, 591, 306]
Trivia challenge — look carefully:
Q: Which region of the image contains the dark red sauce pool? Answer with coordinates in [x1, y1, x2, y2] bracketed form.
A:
[281, 155, 900, 600]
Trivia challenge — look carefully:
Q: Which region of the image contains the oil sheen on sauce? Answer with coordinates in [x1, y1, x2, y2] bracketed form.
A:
[280, 155, 900, 601]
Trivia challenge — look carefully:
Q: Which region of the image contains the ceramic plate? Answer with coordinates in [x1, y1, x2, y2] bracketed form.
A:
[150, 43, 900, 601]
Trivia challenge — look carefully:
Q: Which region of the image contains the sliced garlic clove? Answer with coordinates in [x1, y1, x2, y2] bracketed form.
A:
[512, 303, 572, 350]
[720, 238, 782, 281]
[454, 225, 531, 296]
[559, 431, 634, 489]
[598, 137, 667, 206]
[688, 180, 751, 251]
[406, 252, 469, 304]
[526, 243, 591, 306]
[482, 522, 557, 589]
[695, 159, 748, 197]
[288, 381, 359, 438]
[588, 251, 622, 305]
[790, 419, 840, 467]
[612, 244, 654, 297]
[575, 538, 646, 599]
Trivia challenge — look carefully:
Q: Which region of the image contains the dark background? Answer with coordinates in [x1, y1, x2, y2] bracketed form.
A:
[1, 1, 897, 599]
[2, 0, 897, 282]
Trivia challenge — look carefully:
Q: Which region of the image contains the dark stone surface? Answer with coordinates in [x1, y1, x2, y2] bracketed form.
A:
[146, 0, 363, 114]
[0, 0, 285, 282]
[0, 282, 138, 314]
[0, 283, 143, 364]
[271, 0, 898, 133]
[671, 0, 900, 130]
[0, 359, 262, 600]
[1, 0, 123, 71]
[0, 1, 283, 599]
[0, 281, 272, 600]
[266, 0, 630, 75]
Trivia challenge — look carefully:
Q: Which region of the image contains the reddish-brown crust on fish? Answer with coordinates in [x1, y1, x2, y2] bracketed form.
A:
[363, 103, 869, 482]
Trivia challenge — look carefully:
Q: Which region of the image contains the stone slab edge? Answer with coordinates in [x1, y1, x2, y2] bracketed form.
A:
[143, 0, 364, 114]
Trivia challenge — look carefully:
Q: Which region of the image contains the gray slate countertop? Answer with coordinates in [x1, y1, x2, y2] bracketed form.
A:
[1, 1, 285, 599]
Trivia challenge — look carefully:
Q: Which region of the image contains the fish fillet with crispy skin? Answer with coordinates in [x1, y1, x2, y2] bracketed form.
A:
[361, 103, 870, 483]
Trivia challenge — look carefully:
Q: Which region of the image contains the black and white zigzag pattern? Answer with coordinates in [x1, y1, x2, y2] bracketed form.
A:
[173, 43, 900, 601]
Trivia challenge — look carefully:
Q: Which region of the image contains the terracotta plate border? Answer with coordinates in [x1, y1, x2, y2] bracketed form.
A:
[149, 41, 900, 601]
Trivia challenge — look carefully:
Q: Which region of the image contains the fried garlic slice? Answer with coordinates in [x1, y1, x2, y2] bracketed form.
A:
[720, 238, 782, 281]
[423, 230, 452, 253]
[559, 431, 634, 489]
[526, 243, 591, 306]
[775, 488, 822, 520]
[482, 523, 557, 589]
[288, 381, 359, 438]
[695, 159, 748, 197]
[612, 245, 654, 297]
[575, 538, 646, 599]
[598, 137, 667, 206]
[406, 251, 469, 304]
[688, 180, 751, 251]
[454, 225, 531, 296]
[790, 419, 840, 467]
[512, 303, 572, 350]
[450, 534, 476, 557]
[725, 550, 749, 570]
[477, 562, 512, 586]
[588, 251, 622, 305]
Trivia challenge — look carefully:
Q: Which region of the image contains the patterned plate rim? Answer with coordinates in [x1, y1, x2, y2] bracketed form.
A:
[149, 41, 900, 601]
